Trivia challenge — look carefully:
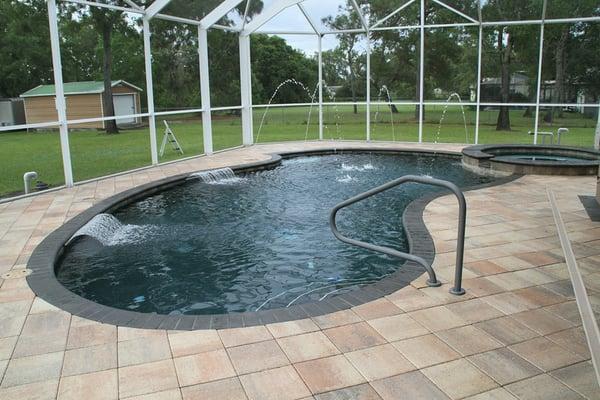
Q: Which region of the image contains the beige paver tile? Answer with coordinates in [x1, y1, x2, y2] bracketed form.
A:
[512, 286, 567, 308]
[0, 379, 59, 400]
[118, 334, 172, 367]
[118, 359, 179, 399]
[314, 383, 382, 400]
[408, 306, 467, 332]
[516, 252, 563, 267]
[543, 301, 582, 325]
[267, 319, 319, 338]
[547, 327, 591, 359]
[66, 323, 116, 350]
[345, 343, 415, 381]
[462, 278, 504, 297]
[489, 256, 535, 272]
[510, 308, 575, 336]
[312, 310, 361, 330]
[480, 292, 535, 315]
[386, 286, 442, 311]
[294, 355, 365, 394]
[474, 316, 539, 345]
[19, 311, 70, 337]
[323, 322, 386, 352]
[371, 371, 450, 400]
[167, 330, 222, 358]
[445, 298, 505, 324]
[463, 387, 518, 399]
[423, 359, 498, 399]
[28, 298, 59, 315]
[173, 349, 235, 386]
[127, 388, 182, 400]
[367, 314, 429, 342]
[393, 334, 460, 368]
[277, 331, 339, 363]
[1, 351, 63, 388]
[351, 298, 403, 320]
[0, 315, 26, 338]
[436, 325, 502, 356]
[57, 369, 117, 400]
[227, 339, 288, 375]
[219, 325, 272, 348]
[465, 260, 507, 276]
[117, 327, 165, 342]
[181, 377, 247, 400]
[62, 342, 117, 377]
[506, 374, 584, 400]
[509, 337, 584, 372]
[239, 365, 311, 400]
[513, 269, 558, 286]
[12, 331, 68, 358]
[0, 336, 17, 360]
[486, 272, 534, 291]
[551, 361, 600, 400]
[468, 348, 542, 385]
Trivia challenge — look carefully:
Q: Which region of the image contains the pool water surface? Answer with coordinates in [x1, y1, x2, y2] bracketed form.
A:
[57, 153, 494, 315]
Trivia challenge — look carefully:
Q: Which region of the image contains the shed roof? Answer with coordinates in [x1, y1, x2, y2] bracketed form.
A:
[20, 80, 143, 98]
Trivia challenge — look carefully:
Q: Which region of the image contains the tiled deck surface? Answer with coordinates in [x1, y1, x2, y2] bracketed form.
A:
[0, 141, 598, 400]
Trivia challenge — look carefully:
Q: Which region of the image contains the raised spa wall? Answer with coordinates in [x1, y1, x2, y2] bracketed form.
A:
[462, 145, 600, 176]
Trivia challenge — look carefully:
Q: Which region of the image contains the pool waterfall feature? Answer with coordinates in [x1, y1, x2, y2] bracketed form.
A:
[27, 149, 509, 330]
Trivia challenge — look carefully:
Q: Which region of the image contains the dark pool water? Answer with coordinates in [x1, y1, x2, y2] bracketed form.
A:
[57, 153, 494, 315]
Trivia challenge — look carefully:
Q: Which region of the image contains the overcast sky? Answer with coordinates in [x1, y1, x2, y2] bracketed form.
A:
[249, 0, 350, 55]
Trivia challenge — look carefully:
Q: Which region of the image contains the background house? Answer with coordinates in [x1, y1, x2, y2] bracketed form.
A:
[20, 80, 143, 129]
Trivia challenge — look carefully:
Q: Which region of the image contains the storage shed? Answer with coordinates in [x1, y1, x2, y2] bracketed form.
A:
[20, 80, 143, 129]
[0, 98, 26, 127]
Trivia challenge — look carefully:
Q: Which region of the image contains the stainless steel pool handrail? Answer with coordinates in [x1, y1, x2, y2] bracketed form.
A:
[329, 175, 467, 295]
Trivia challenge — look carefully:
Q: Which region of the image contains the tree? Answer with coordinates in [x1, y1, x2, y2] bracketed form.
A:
[323, 2, 364, 114]
[0, 0, 53, 98]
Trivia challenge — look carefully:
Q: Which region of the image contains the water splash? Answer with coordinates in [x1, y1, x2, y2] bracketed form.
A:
[70, 214, 154, 246]
[435, 92, 469, 144]
[336, 174, 355, 183]
[256, 79, 317, 143]
[341, 163, 375, 172]
[373, 85, 396, 141]
[319, 82, 343, 141]
[189, 168, 242, 184]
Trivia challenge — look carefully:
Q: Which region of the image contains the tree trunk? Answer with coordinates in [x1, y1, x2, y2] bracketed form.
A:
[496, 29, 512, 131]
[101, 22, 118, 134]
[544, 28, 569, 123]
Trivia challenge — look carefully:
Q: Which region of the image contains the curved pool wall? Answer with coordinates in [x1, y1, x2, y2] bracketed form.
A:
[27, 149, 514, 330]
[462, 144, 600, 176]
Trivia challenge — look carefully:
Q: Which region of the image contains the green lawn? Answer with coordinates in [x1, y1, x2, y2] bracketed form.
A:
[1, 105, 596, 198]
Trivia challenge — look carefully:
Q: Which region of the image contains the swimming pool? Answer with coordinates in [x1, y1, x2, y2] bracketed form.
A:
[49, 151, 492, 318]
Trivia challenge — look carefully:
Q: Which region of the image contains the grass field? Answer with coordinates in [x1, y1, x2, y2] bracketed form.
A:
[1, 105, 597, 197]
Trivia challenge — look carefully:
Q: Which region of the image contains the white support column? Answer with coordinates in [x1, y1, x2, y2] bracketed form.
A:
[418, 0, 425, 143]
[142, 19, 159, 165]
[594, 100, 600, 150]
[533, 0, 547, 145]
[474, 3, 483, 145]
[239, 34, 253, 146]
[48, 0, 73, 187]
[318, 34, 324, 140]
[366, 31, 371, 141]
[198, 27, 213, 154]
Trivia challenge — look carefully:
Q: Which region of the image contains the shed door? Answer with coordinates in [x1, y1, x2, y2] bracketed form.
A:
[113, 94, 136, 125]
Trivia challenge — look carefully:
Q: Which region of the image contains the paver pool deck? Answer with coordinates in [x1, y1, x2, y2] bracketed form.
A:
[0, 141, 598, 400]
